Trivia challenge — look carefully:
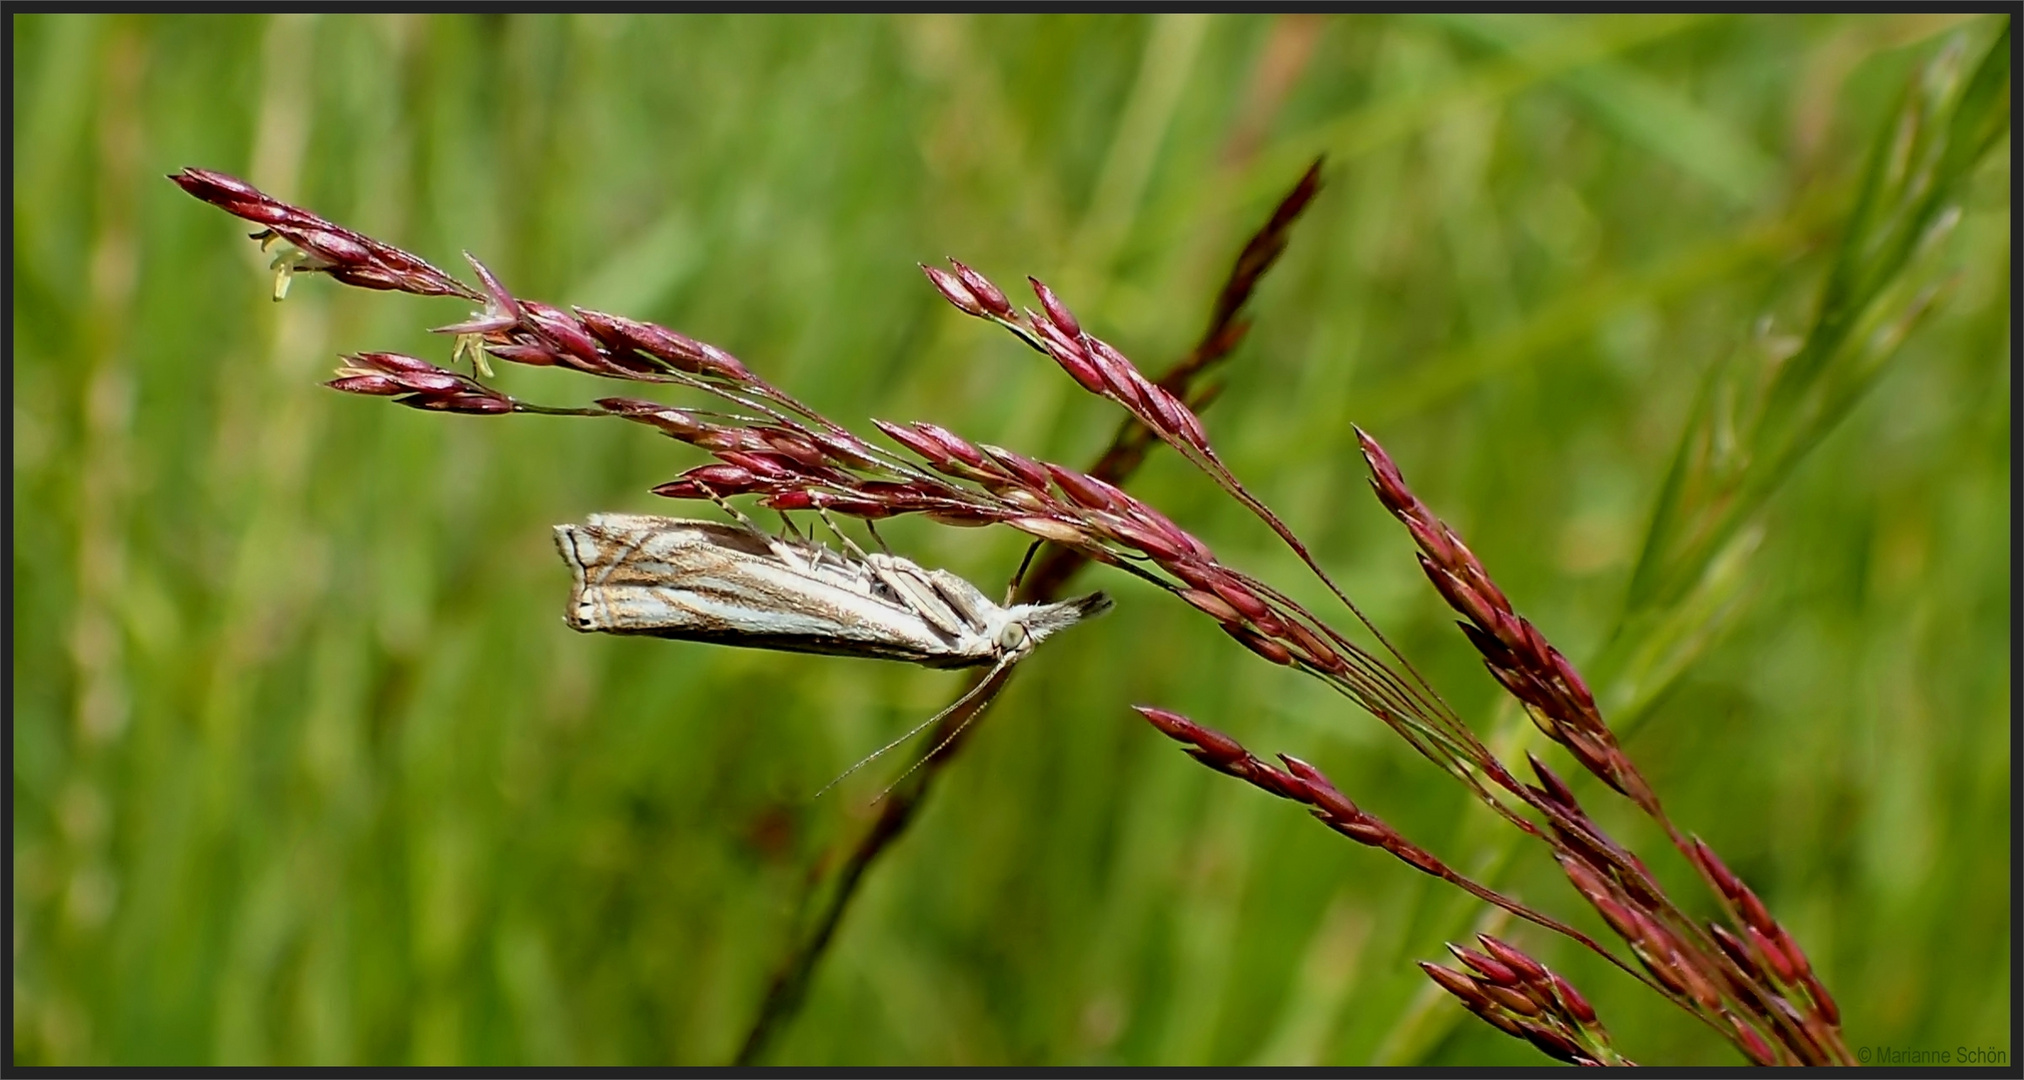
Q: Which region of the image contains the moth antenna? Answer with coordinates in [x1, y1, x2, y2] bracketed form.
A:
[1005, 538, 1043, 606]
[816, 656, 1016, 800]
[868, 659, 1017, 805]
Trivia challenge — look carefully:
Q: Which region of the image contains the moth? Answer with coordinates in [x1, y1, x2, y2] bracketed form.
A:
[553, 512, 1112, 788]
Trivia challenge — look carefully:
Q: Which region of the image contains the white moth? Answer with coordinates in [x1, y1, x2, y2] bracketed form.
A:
[552, 513, 1111, 788]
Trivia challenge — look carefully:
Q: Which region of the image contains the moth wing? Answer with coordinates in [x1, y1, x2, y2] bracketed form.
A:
[553, 515, 997, 667]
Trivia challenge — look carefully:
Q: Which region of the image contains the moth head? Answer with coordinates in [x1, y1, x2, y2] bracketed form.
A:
[996, 619, 1031, 657]
[1008, 591, 1113, 652]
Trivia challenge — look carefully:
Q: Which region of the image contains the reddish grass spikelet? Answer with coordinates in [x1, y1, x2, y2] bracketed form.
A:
[1176, 589, 1243, 624]
[1163, 560, 1221, 594]
[595, 398, 709, 441]
[611, 314, 711, 373]
[806, 430, 884, 471]
[1224, 625, 1295, 666]
[1477, 980, 1546, 1018]
[1479, 934, 1550, 985]
[1689, 838, 1745, 903]
[1710, 923, 1765, 982]
[169, 167, 478, 300]
[692, 344, 754, 384]
[1117, 498, 1206, 562]
[1419, 939, 1632, 1067]
[594, 394, 673, 415]
[1279, 620, 1343, 671]
[1274, 755, 1359, 822]
[920, 263, 986, 317]
[991, 486, 1053, 516]
[947, 259, 1011, 318]
[760, 431, 831, 469]
[714, 451, 796, 480]
[1676, 955, 1727, 1015]
[977, 445, 1052, 492]
[1730, 1016, 1781, 1066]
[325, 373, 404, 396]
[485, 342, 565, 367]
[1147, 383, 1207, 450]
[1205, 576, 1271, 623]
[1802, 971, 1841, 1027]
[1132, 708, 1315, 803]
[1419, 960, 1490, 1007]
[1449, 943, 1522, 987]
[1526, 753, 1580, 811]
[872, 418, 954, 468]
[1133, 705, 1243, 763]
[1046, 464, 1117, 511]
[1747, 925, 1801, 984]
[1549, 971, 1599, 1026]
[463, 254, 525, 321]
[910, 422, 985, 468]
[329, 352, 512, 414]
[1029, 277, 1081, 339]
[1003, 516, 1089, 548]
[1521, 1027, 1590, 1066]
[1029, 316, 1107, 393]
[1083, 336, 1155, 413]
[1244, 607, 1288, 640]
[653, 464, 761, 499]
[1105, 519, 1190, 564]
[520, 299, 607, 369]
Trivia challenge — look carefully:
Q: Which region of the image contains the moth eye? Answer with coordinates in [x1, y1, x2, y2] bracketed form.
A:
[998, 621, 1029, 652]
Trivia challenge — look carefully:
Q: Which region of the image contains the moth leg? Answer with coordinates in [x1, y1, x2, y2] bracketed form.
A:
[813, 505, 898, 592]
[814, 508, 968, 640]
[692, 481, 765, 534]
[813, 507, 954, 634]
[813, 506, 877, 563]
[1005, 538, 1043, 606]
[775, 510, 813, 546]
[697, 480, 804, 565]
[864, 518, 897, 556]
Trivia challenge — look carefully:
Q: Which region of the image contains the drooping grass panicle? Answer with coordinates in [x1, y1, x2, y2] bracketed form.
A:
[1356, 428, 1659, 814]
[169, 167, 479, 301]
[1133, 690, 1851, 1066]
[1135, 707, 1650, 984]
[173, 93, 1874, 1062]
[174, 159, 1356, 1062]
[177, 166, 1508, 808]
[994, 36, 2001, 1067]
[1419, 934, 1635, 1067]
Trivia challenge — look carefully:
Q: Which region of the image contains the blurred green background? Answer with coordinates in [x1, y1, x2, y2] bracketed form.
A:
[11, 13, 2010, 1066]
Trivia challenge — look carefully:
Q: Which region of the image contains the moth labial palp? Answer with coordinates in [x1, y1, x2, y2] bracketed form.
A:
[551, 512, 1113, 790]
